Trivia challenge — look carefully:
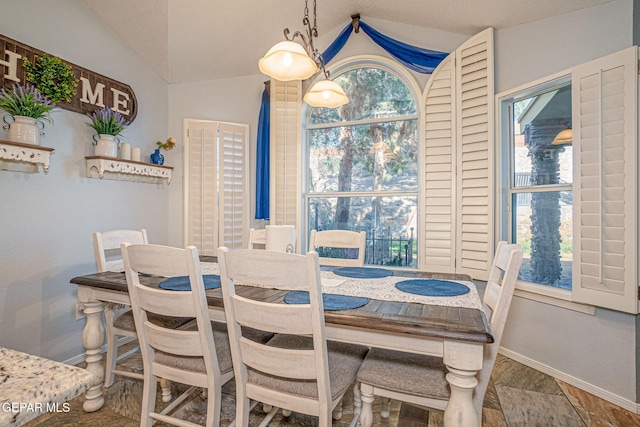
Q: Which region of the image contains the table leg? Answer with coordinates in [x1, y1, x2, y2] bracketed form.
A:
[443, 341, 483, 427]
[81, 300, 106, 412]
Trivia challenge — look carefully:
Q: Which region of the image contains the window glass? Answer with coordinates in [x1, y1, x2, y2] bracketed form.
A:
[308, 68, 416, 125]
[308, 120, 418, 192]
[305, 64, 418, 268]
[506, 82, 573, 289]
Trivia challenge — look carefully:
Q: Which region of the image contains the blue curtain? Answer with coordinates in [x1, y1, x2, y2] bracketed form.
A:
[255, 87, 270, 220]
[254, 20, 449, 218]
[322, 23, 353, 65]
[359, 21, 448, 74]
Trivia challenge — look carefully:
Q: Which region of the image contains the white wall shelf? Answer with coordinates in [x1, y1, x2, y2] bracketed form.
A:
[0, 139, 54, 173]
[85, 156, 173, 184]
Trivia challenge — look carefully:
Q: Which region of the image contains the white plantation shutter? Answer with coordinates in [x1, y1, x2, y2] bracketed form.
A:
[185, 120, 218, 255]
[270, 79, 302, 251]
[571, 47, 638, 313]
[184, 119, 249, 256]
[421, 27, 494, 279]
[422, 56, 456, 272]
[455, 28, 494, 281]
[219, 122, 249, 250]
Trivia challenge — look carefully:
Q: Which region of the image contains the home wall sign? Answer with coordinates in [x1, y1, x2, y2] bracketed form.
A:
[0, 35, 138, 123]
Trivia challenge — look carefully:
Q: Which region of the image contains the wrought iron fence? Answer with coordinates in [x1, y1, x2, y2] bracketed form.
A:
[315, 226, 416, 267]
[360, 226, 415, 267]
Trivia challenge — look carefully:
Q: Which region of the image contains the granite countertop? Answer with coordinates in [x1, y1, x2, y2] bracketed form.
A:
[0, 347, 93, 426]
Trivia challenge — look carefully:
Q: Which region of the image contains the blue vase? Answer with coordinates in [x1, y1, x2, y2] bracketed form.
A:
[150, 148, 164, 165]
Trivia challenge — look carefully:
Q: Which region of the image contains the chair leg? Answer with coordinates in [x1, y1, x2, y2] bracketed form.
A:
[352, 382, 362, 421]
[359, 383, 375, 427]
[236, 396, 251, 427]
[140, 373, 157, 427]
[103, 309, 118, 388]
[205, 385, 222, 427]
[380, 397, 391, 418]
[332, 399, 343, 420]
[160, 378, 173, 402]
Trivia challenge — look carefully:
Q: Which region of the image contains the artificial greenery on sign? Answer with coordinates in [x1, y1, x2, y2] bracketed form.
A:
[23, 54, 78, 104]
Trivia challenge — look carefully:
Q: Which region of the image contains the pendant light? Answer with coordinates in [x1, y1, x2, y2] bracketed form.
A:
[303, 79, 349, 108]
[551, 121, 572, 145]
[258, 0, 349, 108]
[551, 128, 572, 145]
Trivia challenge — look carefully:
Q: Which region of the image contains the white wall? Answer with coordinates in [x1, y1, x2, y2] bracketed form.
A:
[0, 0, 169, 361]
[495, 0, 637, 405]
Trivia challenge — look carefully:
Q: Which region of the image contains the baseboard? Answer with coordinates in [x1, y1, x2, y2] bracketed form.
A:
[63, 336, 136, 366]
[499, 347, 640, 414]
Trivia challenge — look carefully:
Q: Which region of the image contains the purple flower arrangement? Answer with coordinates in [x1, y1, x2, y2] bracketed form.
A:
[87, 106, 129, 136]
[0, 83, 54, 123]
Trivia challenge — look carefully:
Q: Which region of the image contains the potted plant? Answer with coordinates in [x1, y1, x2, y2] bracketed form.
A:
[0, 82, 54, 145]
[87, 107, 129, 158]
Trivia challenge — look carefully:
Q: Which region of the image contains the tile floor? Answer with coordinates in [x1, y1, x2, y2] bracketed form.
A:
[24, 350, 640, 427]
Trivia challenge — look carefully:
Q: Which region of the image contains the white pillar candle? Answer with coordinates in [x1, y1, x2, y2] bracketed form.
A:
[120, 143, 131, 160]
[265, 225, 296, 253]
[131, 147, 141, 162]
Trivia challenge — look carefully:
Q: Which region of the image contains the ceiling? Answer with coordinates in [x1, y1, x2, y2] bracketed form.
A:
[82, 0, 614, 84]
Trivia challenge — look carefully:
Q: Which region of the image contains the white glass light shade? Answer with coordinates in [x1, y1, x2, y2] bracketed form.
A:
[551, 128, 572, 145]
[258, 41, 318, 81]
[303, 79, 349, 108]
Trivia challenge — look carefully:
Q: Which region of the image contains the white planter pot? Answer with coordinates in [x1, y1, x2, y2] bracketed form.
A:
[8, 115, 41, 146]
[94, 134, 118, 157]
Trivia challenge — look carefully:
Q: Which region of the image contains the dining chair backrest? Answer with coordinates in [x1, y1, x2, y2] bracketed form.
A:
[474, 240, 523, 411]
[308, 229, 366, 267]
[94, 229, 148, 272]
[247, 228, 266, 249]
[121, 243, 230, 426]
[218, 248, 334, 425]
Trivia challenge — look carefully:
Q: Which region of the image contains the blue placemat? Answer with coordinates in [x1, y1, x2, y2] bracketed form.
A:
[284, 291, 370, 311]
[395, 279, 470, 297]
[333, 267, 394, 279]
[159, 274, 221, 291]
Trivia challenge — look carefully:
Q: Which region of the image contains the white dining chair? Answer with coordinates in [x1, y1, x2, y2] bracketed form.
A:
[218, 247, 368, 427]
[93, 229, 182, 402]
[121, 243, 234, 427]
[308, 229, 367, 267]
[356, 241, 523, 426]
[247, 227, 266, 249]
[93, 229, 149, 388]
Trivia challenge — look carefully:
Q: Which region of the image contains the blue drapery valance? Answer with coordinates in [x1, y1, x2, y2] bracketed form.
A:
[358, 22, 448, 74]
[254, 19, 448, 219]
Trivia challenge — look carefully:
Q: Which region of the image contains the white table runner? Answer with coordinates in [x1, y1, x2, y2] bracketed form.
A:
[201, 262, 483, 311]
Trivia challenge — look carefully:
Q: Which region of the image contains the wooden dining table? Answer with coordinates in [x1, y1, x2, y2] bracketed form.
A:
[71, 257, 492, 427]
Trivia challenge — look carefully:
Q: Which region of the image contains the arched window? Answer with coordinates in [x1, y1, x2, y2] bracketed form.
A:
[304, 59, 419, 267]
